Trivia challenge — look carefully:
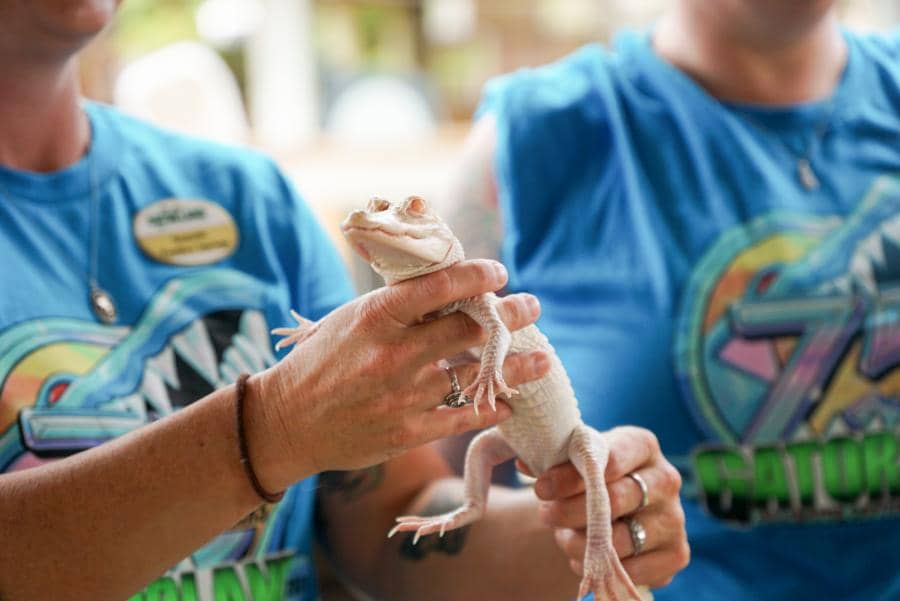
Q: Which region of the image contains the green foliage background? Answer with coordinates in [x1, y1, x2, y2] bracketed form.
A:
[112, 0, 203, 59]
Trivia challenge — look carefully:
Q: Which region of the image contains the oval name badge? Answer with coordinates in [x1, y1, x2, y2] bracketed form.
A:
[134, 198, 239, 266]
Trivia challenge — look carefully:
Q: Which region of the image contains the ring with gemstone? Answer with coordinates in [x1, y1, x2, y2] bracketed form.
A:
[625, 516, 647, 557]
[443, 366, 469, 408]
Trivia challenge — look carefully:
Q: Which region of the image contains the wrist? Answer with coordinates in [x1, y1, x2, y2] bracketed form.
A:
[240, 368, 317, 494]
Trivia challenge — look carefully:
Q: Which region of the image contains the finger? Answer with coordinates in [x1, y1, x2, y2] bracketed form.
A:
[414, 351, 549, 411]
[569, 558, 583, 577]
[411, 293, 540, 363]
[379, 260, 508, 325]
[569, 559, 584, 577]
[568, 548, 687, 588]
[559, 528, 689, 588]
[427, 292, 540, 331]
[534, 462, 585, 500]
[603, 426, 663, 481]
[414, 399, 513, 444]
[535, 429, 676, 503]
[554, 528, 586, 565]
[621, 543, 691, 589]
[540, 463, 682, 527]
[552, 505, 682, 567]
[611, 503, 685, 560]
[538, 494, 587, 529]
[496, 293, 541, 331]
[477, 349, 549, 388]
[515, 459, 535, 477]
[607, 464, 682, 520]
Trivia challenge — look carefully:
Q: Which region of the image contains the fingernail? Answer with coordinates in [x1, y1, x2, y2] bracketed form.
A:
[555, 528, 570, 546]
[525, 294, 540, 314]
[538, 502, 553, 525]
[491, 261, 508, 282]
[532, 352, 550, 374]
[535, 478, 555, 499]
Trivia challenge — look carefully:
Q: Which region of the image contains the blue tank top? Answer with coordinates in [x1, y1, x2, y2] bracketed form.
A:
[482, 30, 900, 601]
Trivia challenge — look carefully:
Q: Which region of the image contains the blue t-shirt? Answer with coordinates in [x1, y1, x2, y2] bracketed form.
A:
[0, 102, 354, 600]
[482, 31, 900, 601]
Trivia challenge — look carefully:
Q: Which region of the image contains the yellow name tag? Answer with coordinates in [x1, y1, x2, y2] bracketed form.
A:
[134, 198, 238, 266]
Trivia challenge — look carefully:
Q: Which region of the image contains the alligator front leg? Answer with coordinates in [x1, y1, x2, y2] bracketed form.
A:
[455, 295, 517, 414]
[271, 309, 318, 351]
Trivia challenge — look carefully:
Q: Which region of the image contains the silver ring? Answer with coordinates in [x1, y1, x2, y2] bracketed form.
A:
[443, 366, 469, 408]
[627, 472, 649, 510]
[625, 516, 647, 557]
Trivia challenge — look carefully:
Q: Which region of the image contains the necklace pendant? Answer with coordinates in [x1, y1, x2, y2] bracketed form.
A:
[797, 158, 820, 191]
[90, 286, 118, 324]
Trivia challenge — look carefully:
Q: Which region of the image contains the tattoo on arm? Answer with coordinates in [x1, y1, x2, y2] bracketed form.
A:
[398, 493, 471, 561]
[314, 465, 386, 551]
[319, 464, 385, 503]
[232, 502, 277, 530]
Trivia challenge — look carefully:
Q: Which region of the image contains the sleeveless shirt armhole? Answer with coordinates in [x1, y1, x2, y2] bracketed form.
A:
[476, 46, 619, 285]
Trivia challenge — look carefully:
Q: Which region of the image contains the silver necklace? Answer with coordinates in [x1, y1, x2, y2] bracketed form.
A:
[734, 103, 835, 192]
[0, 140, 117, 323]
[87, 150, 117, 324]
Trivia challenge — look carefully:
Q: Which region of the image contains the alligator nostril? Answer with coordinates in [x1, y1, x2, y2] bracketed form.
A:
[341, 210, 367, 232]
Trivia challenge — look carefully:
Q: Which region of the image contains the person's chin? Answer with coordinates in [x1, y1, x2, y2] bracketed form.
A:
[34, 0, 120, 43]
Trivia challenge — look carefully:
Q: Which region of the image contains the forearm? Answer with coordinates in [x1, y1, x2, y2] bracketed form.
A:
[0, 379, 287, 600]
[374, 478, 578, 601]
[444, 114, 502, 265]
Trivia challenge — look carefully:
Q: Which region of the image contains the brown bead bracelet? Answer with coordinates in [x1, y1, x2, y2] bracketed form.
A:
[236, 373, 285, 504]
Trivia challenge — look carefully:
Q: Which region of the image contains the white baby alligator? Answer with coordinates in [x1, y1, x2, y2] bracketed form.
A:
[276, 195, 648, 601]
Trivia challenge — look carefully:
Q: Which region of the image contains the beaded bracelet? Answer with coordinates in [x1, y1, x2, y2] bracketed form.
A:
[236, 373, 285, 503]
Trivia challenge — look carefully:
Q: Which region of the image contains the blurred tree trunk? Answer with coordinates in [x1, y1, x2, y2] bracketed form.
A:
[247, 0, 320, 150]
[411, 0, 427, 68]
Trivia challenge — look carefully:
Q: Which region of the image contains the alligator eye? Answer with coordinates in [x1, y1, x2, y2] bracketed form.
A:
[367, 197, 390, 212]
[402, 195, 428, 216]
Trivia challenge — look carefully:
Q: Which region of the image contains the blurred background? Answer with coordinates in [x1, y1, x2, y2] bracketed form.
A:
[81, 0, 900, 289]
[78, 1, 898, 597]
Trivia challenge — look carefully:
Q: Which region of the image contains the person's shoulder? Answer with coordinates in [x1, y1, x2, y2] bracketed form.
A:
[840, 29, 900, 109]
[87, 101, 282, 187]
[480, 43, 620, 123]
[476, 38, 643, 163]
[845, 28, 900, 64]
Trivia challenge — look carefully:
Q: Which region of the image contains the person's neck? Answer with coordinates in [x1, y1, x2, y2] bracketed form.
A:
[654, 2, 847, 105]
[0, 57, 89, 173]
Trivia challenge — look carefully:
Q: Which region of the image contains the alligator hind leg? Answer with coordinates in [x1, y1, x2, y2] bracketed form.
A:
[456, 296, 517, 414]
[388, 428, 515, 542]
[568, 424, 645, 601]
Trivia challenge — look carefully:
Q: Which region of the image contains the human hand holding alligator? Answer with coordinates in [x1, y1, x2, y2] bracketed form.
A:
[247, 256, 550, 493]
[524, 426, 690, 591]
[323, 195, 688, 600]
